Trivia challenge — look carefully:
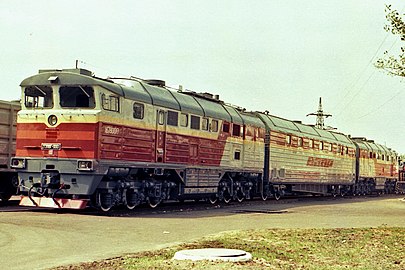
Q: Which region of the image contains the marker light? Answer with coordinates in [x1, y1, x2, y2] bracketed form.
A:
[77, 160, 93, 171]
[48, 115, 58, 126]
[10, 158, 26, 169]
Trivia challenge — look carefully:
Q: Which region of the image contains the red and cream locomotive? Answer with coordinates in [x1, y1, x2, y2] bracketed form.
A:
[10, 68, 400, 211]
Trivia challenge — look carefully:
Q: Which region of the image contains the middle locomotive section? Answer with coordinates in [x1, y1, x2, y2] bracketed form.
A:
[11, 68, 400, 211]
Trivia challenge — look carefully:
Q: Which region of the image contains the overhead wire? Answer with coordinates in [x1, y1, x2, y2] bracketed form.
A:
[357, 86, 404, 119]
[337, 37, 399, 117]
[334, 4, 405, 120]
[354, 40, 403, 120]
[332, 30, 390, 114]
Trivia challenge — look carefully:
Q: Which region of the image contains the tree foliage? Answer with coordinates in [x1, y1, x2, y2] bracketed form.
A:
[375, 5, 405, 76]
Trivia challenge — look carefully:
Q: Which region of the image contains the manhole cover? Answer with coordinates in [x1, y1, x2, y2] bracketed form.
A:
[173, 248, 252, 262]
[232, 209, 288, 214]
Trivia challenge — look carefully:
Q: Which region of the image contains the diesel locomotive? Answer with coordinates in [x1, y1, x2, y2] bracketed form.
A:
[10, 68, 401, 211]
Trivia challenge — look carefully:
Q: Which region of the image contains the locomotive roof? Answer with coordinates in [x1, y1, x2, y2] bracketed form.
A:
[258, 112, 354, 145]
[113, 79, 241, 122]
[238, 111, 266, 128]
[123, 79, 278, 126]
[19, 69, 395, 153]
[21, 68, 126, 96]
[22, 69, 238, 122]
[352, 137, 396, 156]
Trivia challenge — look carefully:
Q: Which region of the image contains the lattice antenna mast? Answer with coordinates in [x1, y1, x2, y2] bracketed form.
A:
[306, 97, 332, 129]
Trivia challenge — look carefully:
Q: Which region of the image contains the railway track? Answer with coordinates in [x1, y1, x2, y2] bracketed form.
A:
[2, 193, 399, 216]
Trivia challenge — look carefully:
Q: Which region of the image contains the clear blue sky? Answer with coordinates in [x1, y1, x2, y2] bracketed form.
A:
[1, 0, 404, 153]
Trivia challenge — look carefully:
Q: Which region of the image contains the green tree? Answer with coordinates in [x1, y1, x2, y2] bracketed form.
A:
[375, 5, 405, 76]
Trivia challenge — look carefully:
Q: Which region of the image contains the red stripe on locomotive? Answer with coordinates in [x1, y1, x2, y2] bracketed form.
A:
[16, 121, 228, 165]
[99, 123, 227, 165]
[16, 123, 98, 159]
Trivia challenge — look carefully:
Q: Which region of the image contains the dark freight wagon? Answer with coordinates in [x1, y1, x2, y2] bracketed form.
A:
[0, 100, 20, 201]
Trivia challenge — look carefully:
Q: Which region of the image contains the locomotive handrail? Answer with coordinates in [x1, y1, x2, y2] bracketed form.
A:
[24, 146, 41, 149]
[27, 185, 39, 207]
[51, 184, 66, 208]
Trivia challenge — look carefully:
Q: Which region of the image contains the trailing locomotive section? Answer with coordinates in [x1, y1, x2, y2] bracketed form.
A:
[9, 68, 403, 212]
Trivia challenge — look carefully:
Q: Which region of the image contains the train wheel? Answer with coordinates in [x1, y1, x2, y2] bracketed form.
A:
[126, 203, 136, 210]
[236, 190, 245, 203]
[0, 193, 12, 202]
[208, 195, 218, 205]
[9, 176, 19, 196]
[148, 197, 161, 208]
[98, 193, 113, 212]
[126, 190, 140, 210]
[223, 191, 232, 204]
[261, 186, 270, 201]
[261, 184, 270, 201]
[100, 204, 112, 212]
[353, 186, 359, 196]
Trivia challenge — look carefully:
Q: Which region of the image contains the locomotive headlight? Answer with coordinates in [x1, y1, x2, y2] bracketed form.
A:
[77, 160, 93, 171]
[10, 158, 26, 169]
[48, 115, 58, 126]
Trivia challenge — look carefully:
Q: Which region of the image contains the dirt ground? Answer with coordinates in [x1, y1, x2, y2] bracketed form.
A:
[0, 195, 404, 270]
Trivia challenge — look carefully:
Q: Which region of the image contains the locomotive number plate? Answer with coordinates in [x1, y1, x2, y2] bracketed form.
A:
[41, 143, 62, 150]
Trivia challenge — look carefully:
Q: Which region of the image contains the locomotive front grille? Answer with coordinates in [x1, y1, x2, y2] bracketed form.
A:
[45, 128, 59, 139]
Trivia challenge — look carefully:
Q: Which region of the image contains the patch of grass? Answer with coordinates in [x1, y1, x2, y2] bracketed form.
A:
[54, 227, 405, 270]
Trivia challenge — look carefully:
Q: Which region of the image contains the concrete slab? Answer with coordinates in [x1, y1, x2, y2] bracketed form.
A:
[173, 248, 252, 262]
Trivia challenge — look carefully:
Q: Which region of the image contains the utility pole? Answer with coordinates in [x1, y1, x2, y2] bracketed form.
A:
[306, 97, 332, 129]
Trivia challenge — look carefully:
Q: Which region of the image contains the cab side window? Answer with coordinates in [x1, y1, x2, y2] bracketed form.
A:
[167, 110, 178, 126]
[180, 113, 188, 127]
[202, 118, 209, 131]
[25, 85, 53, 108]
[61, 86, 95, 108]
[190, 115, 200, 130]
[223, 122, 230, 133]
[211, 120, 219, 132]
[101, 93, 119, 112]
[232, 124, 241, 137]
[133, 102, 144, 119]
[298, 137, 303, 147]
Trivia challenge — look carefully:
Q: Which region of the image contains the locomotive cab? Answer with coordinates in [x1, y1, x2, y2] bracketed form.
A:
[13, 69, 112, 208]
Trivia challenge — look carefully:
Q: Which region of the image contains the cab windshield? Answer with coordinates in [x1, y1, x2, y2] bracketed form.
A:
[59, 86, 95, 108]
[24, 86, 53, 109]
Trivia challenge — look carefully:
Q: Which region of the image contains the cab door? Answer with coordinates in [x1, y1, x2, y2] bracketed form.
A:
[155, 109, 166, 163]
